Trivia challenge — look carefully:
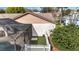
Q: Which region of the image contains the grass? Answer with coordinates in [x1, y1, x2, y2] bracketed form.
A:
[30, 36, 46, 45]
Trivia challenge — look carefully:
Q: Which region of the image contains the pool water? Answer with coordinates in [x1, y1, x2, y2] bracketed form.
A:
[0, 42, 21, 51]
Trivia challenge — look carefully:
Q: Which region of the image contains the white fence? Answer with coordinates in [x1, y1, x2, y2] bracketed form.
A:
[25, 44, 50, 51]
[25, 33, 51, 51]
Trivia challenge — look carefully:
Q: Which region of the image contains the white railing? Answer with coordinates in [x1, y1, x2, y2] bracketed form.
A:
[25, 44, 50, 51]
[25, 33, 50, 51]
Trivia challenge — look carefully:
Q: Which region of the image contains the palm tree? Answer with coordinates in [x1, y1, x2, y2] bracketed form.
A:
[57, 7, 68, 23]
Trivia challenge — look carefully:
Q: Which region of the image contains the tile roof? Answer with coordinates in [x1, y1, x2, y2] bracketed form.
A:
[14, 12, 55, 23]
[0, 14, 23, 19]
[37, 13, 55, 22]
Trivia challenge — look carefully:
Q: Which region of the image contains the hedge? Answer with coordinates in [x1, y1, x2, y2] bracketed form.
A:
[52, 24, 79, 51]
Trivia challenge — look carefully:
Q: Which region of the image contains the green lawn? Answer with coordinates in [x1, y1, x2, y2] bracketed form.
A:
[30, 36, 46, 45]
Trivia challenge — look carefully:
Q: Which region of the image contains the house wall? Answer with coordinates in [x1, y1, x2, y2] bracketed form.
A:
[76, 20, 79, 25]
[32, 23, 55, 36]
[65, 19, 70, 25]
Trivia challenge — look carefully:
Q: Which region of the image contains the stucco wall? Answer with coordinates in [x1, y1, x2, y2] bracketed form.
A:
[32, 23, 55, 36]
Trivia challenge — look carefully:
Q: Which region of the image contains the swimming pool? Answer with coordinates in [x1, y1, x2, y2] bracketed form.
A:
[0, 42, 21, 51]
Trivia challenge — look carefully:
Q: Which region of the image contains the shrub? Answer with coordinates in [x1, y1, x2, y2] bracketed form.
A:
[52, 24, 79, 51]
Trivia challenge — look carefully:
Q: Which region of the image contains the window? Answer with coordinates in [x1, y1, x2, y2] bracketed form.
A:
[0, 31, 5, 37]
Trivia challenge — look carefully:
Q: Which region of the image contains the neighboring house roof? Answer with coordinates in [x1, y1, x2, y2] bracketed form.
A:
[0, 14, 23, 19]
[36, 13, 55, 22]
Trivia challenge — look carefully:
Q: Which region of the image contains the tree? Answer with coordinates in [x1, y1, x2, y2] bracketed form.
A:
[63, 9, 71, 16]
[77, 9, 79, 12]
[58, 7, 69, 16]
[52, 24, 79, 50]
[32, 9, 39, 12]
[0, 9, 5, 13]
[5, 7, 28, 13]
[40, 7, 54, 13]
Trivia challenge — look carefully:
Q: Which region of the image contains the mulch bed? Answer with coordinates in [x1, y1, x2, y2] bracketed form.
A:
[48, 36, 60, 51]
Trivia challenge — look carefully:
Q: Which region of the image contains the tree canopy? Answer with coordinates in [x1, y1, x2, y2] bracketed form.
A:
[5, 7, 28, 13]
[52, 24, 79, 51]
[40, 7, 54, 13]
[32, 9, 39, 12]
[62, 9, 71, 16]
[0, 9, 5, 13]
[77, 9, 79, 12]
[58, 7, 71, 16]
